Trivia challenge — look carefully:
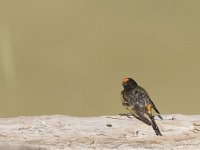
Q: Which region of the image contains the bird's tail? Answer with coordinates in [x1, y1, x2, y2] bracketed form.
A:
[157, 114, 163, 120]
[150, 116, 162, 136]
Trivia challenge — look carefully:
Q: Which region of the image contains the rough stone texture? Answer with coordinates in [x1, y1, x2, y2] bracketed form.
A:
[0, 114, 199, 150]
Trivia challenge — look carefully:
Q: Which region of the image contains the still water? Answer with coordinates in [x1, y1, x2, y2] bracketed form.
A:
[0, 0, 200, 117]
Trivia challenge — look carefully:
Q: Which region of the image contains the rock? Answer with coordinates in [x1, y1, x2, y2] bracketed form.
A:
[0, 114, 199, 150]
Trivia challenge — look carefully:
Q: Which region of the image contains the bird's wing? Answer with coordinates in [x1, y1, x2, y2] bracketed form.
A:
[149, 98, 160, 114]
[134, 86, 163, 119]
[124, 88, 153, 125]
[130, 88, 162, 135]
[149, 98, 163, 120]
[134, 108, 152, 126]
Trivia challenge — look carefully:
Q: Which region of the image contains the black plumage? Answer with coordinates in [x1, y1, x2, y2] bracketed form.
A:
[121, 77, 162, 136]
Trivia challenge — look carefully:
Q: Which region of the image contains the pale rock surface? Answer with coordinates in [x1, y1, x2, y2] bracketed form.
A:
[0, 114, 199, 150]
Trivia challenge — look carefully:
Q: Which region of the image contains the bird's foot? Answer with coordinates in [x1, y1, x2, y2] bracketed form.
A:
[119, 113, 132, 118]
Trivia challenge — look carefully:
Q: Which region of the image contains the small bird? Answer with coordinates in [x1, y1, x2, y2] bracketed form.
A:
[121, 77, 162, 136]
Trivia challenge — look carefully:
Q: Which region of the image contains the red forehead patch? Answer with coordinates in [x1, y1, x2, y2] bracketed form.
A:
[123, 78, 129, 83]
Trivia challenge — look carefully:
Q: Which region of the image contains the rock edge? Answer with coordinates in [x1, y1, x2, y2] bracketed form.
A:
[0, 114, 199, 150]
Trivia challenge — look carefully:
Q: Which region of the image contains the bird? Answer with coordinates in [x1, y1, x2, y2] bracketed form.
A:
[121, 77, 162, 136]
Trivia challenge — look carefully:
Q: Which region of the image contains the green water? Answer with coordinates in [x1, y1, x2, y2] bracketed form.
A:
[0, 0, 200, 117]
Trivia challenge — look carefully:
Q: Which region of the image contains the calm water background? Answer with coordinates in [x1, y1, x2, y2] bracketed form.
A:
[0, 0, 200, 117]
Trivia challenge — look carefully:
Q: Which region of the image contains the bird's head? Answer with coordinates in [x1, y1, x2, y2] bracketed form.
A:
[122, 77, 137, 90]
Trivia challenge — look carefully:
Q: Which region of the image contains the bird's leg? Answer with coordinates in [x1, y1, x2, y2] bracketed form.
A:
[119, 113, 132, 118]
